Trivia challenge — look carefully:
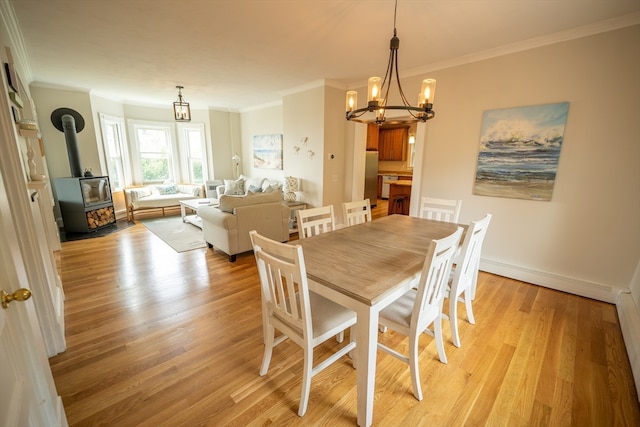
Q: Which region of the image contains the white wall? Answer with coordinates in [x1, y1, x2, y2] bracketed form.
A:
[322, 85, 348, 221]
[239, 104, 284, 183]
[407, 25, 640, 302]
[31, 87, 100, 179]
[283, 86, 326, 209]
[209, 109, 241, 180]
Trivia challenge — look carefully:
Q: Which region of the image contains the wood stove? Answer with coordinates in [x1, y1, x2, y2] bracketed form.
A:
[51, 107, 115, 233]
[55, 176, 115, 233]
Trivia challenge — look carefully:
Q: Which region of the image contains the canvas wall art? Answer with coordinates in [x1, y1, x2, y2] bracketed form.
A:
[252, 134, 283, 170]
[473, 102, 569, 201]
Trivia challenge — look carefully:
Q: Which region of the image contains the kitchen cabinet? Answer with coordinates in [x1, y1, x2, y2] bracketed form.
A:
[366, 123, 379, 151]
[379, 126, 408, 160]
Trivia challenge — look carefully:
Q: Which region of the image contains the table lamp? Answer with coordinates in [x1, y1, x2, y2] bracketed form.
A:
[284, 176, 298, 201]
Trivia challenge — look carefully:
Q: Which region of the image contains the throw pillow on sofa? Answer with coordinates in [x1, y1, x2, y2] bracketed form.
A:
[247, 184, 263, 193]
[155, 184, 178, 195]
[261, 179, 282, 193]
[224, 178, 245, 195]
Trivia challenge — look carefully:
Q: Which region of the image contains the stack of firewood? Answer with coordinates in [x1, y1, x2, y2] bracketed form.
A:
[86, 207, 115, 229]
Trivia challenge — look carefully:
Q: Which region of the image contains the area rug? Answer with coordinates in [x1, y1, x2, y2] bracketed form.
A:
[140, 216, 207, 252]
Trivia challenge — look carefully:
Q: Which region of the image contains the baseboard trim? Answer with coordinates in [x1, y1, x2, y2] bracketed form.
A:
[479, 259, 625, 304]
[56, 395, 68, 427]
[617, 293, 640, 402]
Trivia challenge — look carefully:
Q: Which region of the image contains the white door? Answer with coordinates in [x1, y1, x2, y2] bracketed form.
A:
[0, 58, 67, 424]
[0, 169, 67, 426]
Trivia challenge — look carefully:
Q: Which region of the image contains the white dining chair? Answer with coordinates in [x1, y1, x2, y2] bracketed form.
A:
[446, 213, 492, 348]
[249, 230, 357, 417]
[342, 199, 372, 227]
[419, 197, 462, 223]
[377, 227, 463, 401]
[296, 205, 335, 239]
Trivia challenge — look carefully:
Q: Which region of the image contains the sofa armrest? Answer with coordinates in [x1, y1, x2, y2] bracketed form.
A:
[216, 185, 227, 199]
[125, 186, 152, 204]
[177, 184, 203, 197]
[198, 206, 236, 231]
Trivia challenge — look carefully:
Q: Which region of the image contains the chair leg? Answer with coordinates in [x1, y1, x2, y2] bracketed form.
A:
[298, 346, 313, 416]
[450, 296, 461, 348]
[434, 315, 448, 364]
[260, 323, 275, 376]
[336, 331, 344, 343]
[464, 294, 475, 324]
[408, 333, 423, 401]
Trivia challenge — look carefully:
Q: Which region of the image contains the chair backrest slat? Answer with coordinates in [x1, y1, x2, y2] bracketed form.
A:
[297, 205, 336, 239]
[419, 197, 462, 223]
[342, 199, 372, 227]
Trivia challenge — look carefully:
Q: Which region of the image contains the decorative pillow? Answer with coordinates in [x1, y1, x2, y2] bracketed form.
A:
[137, 187, 153, 198]
[155, 184, 177, 195]
[244, 176, 264, 189]
[262, 183, 281, 193]
[261, 179, 282, 193]
[247, 184, 263, 193]
[224, 178, 245, 195]
[130, 187, 152, 201]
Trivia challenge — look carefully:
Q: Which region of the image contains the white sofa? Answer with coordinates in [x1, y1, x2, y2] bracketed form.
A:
[124, 183, 203, 221]
[197, 190, 290, 262]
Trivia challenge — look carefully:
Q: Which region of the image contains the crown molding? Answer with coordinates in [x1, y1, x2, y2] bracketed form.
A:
[0, 0, 33, 82]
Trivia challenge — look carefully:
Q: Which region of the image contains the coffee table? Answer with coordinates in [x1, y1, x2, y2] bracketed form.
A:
[180, 198, 218, 229]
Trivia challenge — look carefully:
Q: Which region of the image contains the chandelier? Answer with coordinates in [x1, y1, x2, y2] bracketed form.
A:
[173, 85, 191, 122]
[345, 0, 436, 125]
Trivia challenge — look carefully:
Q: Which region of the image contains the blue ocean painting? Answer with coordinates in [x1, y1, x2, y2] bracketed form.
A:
[252, 134, 283, 170]
[473, 102, 569, 201]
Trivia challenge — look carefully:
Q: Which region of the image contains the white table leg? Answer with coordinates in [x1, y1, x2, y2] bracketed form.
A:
[180, 203, 187, 222]
[354, 304, 378, 427]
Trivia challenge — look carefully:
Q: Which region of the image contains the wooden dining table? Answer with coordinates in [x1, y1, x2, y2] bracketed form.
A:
[295, 214, 465, 426]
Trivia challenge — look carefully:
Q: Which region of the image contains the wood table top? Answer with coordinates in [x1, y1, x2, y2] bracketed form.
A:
[295, 215, 465, 306]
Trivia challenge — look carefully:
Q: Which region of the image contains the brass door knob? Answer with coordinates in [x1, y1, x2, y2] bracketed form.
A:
[1, 288, 32, 309]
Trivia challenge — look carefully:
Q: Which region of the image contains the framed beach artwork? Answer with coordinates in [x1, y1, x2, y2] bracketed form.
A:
[252, 134, 283, 170]
[473, 102, 570, 201]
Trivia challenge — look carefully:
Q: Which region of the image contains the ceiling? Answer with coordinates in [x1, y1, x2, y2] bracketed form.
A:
[9, 0, 640, 112]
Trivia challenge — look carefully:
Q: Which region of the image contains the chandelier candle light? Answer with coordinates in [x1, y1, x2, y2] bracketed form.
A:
[173, 85, 191, 122]
[345, 0, 436, 125]
[283, 176, 299, 202]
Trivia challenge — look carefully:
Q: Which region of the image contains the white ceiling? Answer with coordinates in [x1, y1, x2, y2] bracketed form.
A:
[9, 0, 640, 111]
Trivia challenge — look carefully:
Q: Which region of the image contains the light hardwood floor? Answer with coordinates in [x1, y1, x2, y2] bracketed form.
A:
[51, 201, 640, 426]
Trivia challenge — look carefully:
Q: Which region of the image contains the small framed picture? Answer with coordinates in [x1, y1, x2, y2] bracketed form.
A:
[4, 62, 18, 92]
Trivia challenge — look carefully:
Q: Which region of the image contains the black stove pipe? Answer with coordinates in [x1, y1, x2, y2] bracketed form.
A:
[51, 107, 86, 178]
[61, 114, 82, 178]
